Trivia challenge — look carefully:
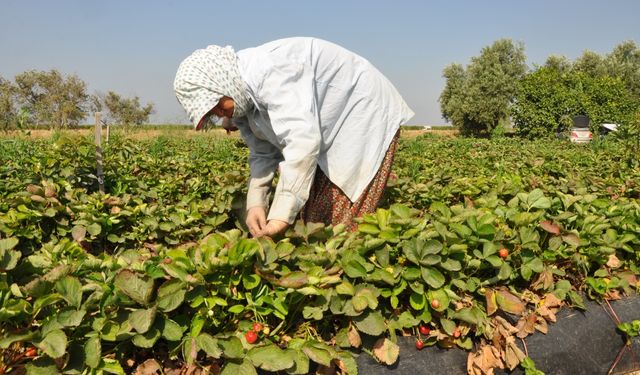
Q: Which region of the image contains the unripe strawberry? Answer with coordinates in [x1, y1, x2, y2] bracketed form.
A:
[431, 299, 440, 309]
[453, 327, 461, 338]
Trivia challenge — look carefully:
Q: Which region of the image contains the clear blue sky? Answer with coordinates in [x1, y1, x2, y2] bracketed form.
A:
[1, 0, 638, 125]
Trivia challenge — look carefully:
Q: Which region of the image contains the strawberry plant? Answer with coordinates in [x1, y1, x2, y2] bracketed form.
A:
[0, 132, 638, 374]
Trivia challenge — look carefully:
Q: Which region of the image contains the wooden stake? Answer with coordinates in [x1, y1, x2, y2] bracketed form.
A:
[95, 112, 105, 193]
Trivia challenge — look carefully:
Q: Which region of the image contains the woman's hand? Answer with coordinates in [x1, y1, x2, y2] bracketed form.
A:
[261, 220, 289, 237]
[246, 206, 267, 237]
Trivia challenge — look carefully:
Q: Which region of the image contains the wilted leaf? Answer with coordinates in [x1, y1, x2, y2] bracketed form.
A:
[495, 289, 526, 315]
[276, 271, 309, 288]
[606, 254, 621, 269]
[347, 325, 361, 348]
[539, 220, 561, 235]
[515, 313, 537, 338]
[562, 233, 580, 247]
[485, 289, 497, 316]
[71, 226, 86, 242]
[134, 359, 161, 375]
[504, 336, 526, 370]
[372, 338, 399, 365]
[467, 344, 503, 375]
[535, 316, 548, 334]
[537, 293, 562, 322]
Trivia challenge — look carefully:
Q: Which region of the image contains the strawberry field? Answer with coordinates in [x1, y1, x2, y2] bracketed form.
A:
[0, 131, 639, 374]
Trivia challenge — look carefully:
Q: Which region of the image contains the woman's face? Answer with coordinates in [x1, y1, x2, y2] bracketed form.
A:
[212, 96, 235, 119]
[196, 96, 237, 131]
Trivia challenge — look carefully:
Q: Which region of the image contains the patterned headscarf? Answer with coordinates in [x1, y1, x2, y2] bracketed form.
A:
[173, 45, 252, 129]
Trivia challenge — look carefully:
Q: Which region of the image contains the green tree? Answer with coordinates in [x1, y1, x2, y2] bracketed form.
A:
[606, 40, 640, 100]
[512, 67, 638, 138]
[0, 76, 18, 132]
[439, 64, 468, 129]
[102, 91, 154, 128]
[439, 39, 527, 136]
[573, 50, 608, 77]
[13, 70, 88, 128]
[543, 55, 572, 72]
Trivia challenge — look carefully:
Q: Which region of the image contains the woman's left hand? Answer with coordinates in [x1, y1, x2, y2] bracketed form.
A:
[261, 220, 289, 237]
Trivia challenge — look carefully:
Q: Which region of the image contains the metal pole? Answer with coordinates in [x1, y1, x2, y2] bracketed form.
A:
[95, 112, 105, 193]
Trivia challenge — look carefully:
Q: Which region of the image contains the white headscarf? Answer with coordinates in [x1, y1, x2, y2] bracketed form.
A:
[173, 45, 252, 129]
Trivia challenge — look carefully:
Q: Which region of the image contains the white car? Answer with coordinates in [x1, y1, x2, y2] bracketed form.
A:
[569, 128, 593, 143]
[569, 115, 592, 143]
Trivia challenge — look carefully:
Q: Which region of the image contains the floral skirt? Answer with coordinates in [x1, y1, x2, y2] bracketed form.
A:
[301, 131, 400, 230]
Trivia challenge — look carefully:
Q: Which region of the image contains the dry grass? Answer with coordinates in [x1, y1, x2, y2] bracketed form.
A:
[2, 126, 457, 141]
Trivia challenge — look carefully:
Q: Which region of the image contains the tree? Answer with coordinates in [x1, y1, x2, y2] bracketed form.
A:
[439, 64, 469, 129]
[439, 39, 527, 136]
[102, 91, 154, 128]
[573, 50, 608, 77]
[543, 55, 572, 73]
[512, 67, 638, 138]
[606, 40, 640, 100]
[13, 69, 88, 128]
[0, 76, 18, 132]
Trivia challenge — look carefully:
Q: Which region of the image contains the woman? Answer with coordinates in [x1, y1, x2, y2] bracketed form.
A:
[174, 37, 413, 238]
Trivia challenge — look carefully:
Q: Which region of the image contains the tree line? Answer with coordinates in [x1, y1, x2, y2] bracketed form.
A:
[0, 69, 154, 131]
[439, 40, 640, 138]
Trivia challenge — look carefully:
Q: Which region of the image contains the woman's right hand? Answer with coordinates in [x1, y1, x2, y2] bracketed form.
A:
[246, 206, 267, 237]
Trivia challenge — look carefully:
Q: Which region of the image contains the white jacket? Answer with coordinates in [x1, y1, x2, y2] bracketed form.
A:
[235, 37, 414, 223]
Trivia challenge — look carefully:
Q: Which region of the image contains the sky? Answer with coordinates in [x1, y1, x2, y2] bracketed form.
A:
[1, 0, 639, 126]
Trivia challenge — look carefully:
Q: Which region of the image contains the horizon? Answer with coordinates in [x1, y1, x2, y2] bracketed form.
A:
[1, 0, 639, 126]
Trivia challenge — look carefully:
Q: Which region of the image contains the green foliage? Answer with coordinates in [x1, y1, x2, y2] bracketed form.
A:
[613, 111, 640, 168]
[440, 39, 527, 136]
[617, 320, 640, 345]
[512, 67, 638, 138]
[13, 70, 88, 129]
[0, 77, 18, 132]
[102, 91, 154, 128]
[0, 134, 638, 374]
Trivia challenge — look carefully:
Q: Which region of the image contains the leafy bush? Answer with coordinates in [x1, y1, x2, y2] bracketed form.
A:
[512, 68, 639, 138]
[0, 134, 638, 374]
